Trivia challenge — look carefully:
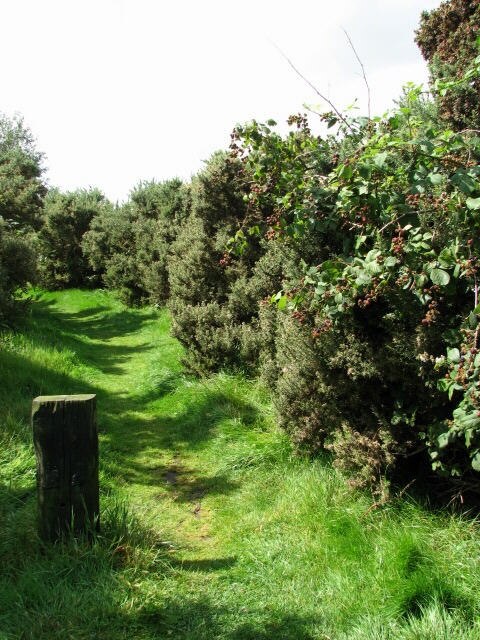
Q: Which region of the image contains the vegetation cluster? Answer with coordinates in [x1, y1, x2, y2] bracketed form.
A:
[2, 0, 480, 495]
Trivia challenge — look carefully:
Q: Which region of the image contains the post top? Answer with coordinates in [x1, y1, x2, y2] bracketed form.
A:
[33, 394, 96, 404]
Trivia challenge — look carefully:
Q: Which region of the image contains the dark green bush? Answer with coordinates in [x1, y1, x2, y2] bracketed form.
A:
[168, 152, 259, 374]
[132, 179, 190, 304]
[83, 179, 189, 305]
[82, 202, 143, 304]
[0, 221, 37, 324]
[0, 114, 45, 323]
[0, 113, 46, 231]
[37, 188, 109, 289]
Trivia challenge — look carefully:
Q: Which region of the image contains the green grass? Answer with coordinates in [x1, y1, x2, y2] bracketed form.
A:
[1, 288, 480, 639]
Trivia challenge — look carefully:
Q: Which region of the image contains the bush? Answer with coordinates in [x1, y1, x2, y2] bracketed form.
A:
[415, 0, 480, 130]
[82, 180, 189, 305]
[0, 113, 45, 323]
[37, 188, 109, 289]
[132, 179, 190, 304]
[82, 202, 143, 304]
[226, 95, 480, 490]
[0, 221, 37, 324]
[0, 113, 46, 231]
[168, 152, 259, 374]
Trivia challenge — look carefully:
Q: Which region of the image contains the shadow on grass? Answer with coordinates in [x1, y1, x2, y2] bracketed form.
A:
[26, 298, 158, 376]
[136, 600, 318, 640]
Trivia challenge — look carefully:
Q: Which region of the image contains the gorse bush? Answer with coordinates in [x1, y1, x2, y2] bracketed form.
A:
[37, 188, 109, 289]
[0, 113, 46, 231]
[132, 179, 190, 304]
[416, 0, 480, 130]
[168, 152, 258, 375]
[0, 220, 37, 324]
[0, 113, 45, 323]
[83, 179, 188, 305]
[82, 201, 142, 304]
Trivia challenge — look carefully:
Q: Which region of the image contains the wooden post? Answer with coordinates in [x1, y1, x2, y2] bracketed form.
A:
[32, 394, 99, 541]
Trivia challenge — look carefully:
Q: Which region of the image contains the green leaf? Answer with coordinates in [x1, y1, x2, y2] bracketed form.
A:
[355, 235, 367, 250]
[430, 268, 450, 286]
[451, 170, 478, 194]
[447, 348, 460, 363]
[437, 430, 456, 449]
[438, 247, 456, 268]
[384, 256, 398, 268]
[453, 406, 480, 430]
[428, 172, 443, 185]
[472, 452, 480, 472]
[374, 152, 388, 169]
[466, 197, 480, 210]
[465, 429, 475, 448]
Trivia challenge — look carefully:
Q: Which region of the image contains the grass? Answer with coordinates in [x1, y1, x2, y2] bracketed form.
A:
[1, 288, 480, 639]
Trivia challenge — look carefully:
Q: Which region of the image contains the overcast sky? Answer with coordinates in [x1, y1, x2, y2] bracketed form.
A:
[1, 0, 442, 202]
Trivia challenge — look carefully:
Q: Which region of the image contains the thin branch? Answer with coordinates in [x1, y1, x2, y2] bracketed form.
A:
[342, 28, 371, 120]
[270, 40, 355, 134]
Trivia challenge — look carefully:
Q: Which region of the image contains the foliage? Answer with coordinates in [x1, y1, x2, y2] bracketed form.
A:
[82, 201, 143, 304]
[0, 220, 37, 324]
[0, 113, 46, 231]
[0, 114, 45, 323]
[82, 179, 189, 305]
[37, 188, 109, 289]
[227, 84, 480, 486]
[168, 152, 265, 374]
[131, 179, 190, 304]
[415, 0, 480, 130]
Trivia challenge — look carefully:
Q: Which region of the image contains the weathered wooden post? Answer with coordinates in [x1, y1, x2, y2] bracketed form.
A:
[32, 394, 99, 542]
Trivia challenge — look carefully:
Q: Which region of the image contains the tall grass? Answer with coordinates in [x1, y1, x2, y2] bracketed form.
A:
[0, 289, 479, 639]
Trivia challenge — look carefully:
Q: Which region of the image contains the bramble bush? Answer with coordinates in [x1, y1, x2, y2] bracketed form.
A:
[228, 82, 480, 490]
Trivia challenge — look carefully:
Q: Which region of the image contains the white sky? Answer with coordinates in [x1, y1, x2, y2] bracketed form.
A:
[1, 0, 442, 202]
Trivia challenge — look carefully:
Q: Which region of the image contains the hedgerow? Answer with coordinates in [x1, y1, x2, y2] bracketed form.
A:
[226, 81, 480, 489]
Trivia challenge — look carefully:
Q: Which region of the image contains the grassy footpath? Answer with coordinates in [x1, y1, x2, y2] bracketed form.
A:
[1, 289, 480, 639]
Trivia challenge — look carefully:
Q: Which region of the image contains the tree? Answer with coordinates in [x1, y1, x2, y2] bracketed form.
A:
[0, 113, 46, 230]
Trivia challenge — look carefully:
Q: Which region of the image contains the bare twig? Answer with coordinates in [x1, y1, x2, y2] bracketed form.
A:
[342, 28, 371, 120]
[397, 479, 416, 499]
[270, 40, 355, 134]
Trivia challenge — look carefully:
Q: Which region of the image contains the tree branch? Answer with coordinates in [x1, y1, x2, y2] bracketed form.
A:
[270, 41, 355, 134]
[342, 28, 371, 120]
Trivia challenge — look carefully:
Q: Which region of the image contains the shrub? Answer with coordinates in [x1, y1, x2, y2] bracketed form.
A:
[229, 93, 480, 488]
[132, 179, 190, 304]
[82, 180, 189, 305]
[0, 113, 46, 231]
[0, 113, 45, 323]
[37, 188, 109, 289]
[82, 202, 143, 304]
[0, 221, 37, 324]
[415, 0, 480, 130]
[168, 152, 261, 374]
